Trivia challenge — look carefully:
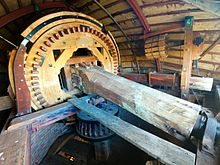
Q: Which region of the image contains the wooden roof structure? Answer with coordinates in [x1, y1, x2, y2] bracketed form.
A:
[1, 0, 220, 79]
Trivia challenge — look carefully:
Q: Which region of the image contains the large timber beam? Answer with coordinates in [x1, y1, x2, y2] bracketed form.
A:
[77, 67, 201, 139]
[69, 97, 195, 165]
[182, 0, 220, 17]
[181, 17, 194, 98]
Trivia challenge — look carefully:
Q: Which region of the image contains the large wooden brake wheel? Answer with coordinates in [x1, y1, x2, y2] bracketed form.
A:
[10, 12, 120, 110]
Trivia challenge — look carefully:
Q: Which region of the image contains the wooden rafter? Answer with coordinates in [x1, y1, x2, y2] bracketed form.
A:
[0, 2, 66, 28]
[17, 0, 22, 8]
[141, 0, 184, 8]
[0, 0, 9, 13]
[127, 0, 150, 33]
[143, 23, 183, 38]
[199, 35, 220, 60]
[182, 0, 220, 17]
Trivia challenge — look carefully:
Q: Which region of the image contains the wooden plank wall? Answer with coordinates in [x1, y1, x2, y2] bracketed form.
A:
[75, 0, 220, 79]
[1, 0, 220, 79]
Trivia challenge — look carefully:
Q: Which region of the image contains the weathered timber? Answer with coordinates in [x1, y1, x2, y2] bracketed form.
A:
[0, 127, 30, 165]
[0, 96, 14, 111]
[199, 35, 220, 60]
[181, 25, 194, 97]
[68, 97, 196, 165]
[8, 102, 78, 131]
[66, 56, 97, 65]
[77, 67, 201, 138]
[149, 72, 176, 88]
[182, 0, 220, 17]
[189, 77, 213, 91]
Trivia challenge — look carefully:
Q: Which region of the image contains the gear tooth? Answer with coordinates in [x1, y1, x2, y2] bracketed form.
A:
[31, 76, 39, 80]
[32, 87, 40, 92]
[31, 81, 40, 86]
[74, 27, 79, 32]
[39, 99, 46, 105]
[34, 91, 41, 96]
[32, 64, 40, 68]
[48, 37, 55, 43]
[36, 51, 44, 57]
[44, 41, 51, 47]
[34, 57, 41, 62]
[53, 33, 59, 40]
[31, 70, 39, 74]
[69, 27, 74, 33]
[63, 28, 69, 34]
[40, 46, 47, 52]
[36, 95, 44, 101]
[58, 30, 65, 37]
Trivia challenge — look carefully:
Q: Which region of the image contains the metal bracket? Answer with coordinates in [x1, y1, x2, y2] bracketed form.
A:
[196, 109, 218, 165]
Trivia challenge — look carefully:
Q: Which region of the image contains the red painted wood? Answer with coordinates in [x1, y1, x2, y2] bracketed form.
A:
[0, 2, 66, 28]
[127, 0, 151, 33]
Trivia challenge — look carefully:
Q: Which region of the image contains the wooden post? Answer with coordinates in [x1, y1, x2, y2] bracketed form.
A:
[155, 58, 162, 72]
[181, 16, 194, 98]
[77, 67, 201, 139]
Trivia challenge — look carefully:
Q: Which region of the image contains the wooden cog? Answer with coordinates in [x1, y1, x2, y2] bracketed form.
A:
[11, 12, 120, 110]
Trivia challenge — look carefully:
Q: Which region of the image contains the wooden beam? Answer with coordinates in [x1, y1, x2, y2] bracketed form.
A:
[181, 18, 194, 98]
[68, 97, 196, 165]
[199, 35, 220, 60]
[144, 23, 183, 38]
[127, 0, 151, 33]
[66, 56, 97, 65]
[8, 102, 78, 131]
[87, 0, 123, 15]
[17, 0, 22, 8]
[182, 0, 220, 17]
[141, 0, 184, 8]
[155, 58, 162, 72]
[0, 96, 14, 111]
[189, 77, 213, 91]
[0, 2, 66, 28]
[0, 0, 9, 13]
[77, 67, 201, 139]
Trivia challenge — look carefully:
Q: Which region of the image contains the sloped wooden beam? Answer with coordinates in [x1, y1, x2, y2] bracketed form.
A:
[127, 0, 151, 33]
[182, 0, 220, 17]
[8, 102, 78, 131]
[77, 67, 201, 139]
[143, 23, 183, 38]
[0, 2, 66, 28]
[69, 97, 195, 165]
[199, 35, 220, 60]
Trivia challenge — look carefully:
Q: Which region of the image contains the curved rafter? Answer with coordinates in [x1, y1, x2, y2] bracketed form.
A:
[0, 2, 67, 28]
[126, 0, 151, 33]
